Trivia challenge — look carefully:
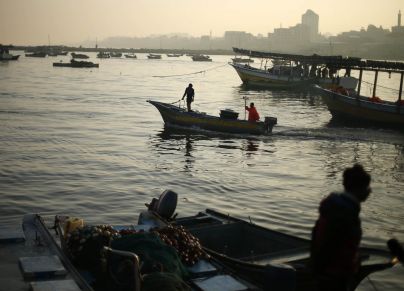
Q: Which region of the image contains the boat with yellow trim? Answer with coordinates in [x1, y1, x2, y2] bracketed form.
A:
[313, 57, 404, 128]
[148, 100, 277, 135]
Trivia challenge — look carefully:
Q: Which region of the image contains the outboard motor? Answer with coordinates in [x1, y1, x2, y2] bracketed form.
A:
[147, 190, 178, 220]
[264, 116, 277, 132]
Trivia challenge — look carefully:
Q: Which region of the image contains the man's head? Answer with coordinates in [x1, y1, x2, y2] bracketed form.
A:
[343, 164, 371, 202]
[188, 83, 193, 88]
[250, 102, 254, 107]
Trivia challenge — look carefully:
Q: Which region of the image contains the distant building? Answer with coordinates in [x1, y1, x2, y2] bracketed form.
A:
[392, 10, 404, 36]
[301, 9, 319, 41]
[224, 31, 254, 48]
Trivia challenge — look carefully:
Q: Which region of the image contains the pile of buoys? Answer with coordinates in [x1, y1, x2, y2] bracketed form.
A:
[66, 224, 119, 268]
[153, 224, 208, 266]
[369, 96, 382, 103]
[332, 86, 349, 96]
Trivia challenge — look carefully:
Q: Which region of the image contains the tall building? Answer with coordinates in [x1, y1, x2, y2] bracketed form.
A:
[301, 9, 319, 41]
[392, 10, 404, 35]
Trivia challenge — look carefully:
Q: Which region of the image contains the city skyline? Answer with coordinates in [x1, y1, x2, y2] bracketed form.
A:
[0, 0, 402, 46]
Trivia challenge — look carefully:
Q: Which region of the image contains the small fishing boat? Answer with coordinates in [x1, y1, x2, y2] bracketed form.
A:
[0, 52, 20, 60]
[25, 52, 47, 58]
[97, 51, 110, 58]
[71, 52, 90, 59]
[313, 57, 404, 128]
[230, 47, 362, 90]
[147, 53, 162, 59]
[230, 62, 311, 89]
[231, 57, 254, 63]
[53, 59, 99, 68]
[148, 100, 277, 135]
[1, 191, 402, 291]
[125, 53, 137, 59]
[142, 191, 403, 291]
[166, 53, 182, 57]
[191, 55, 212, 62]
[110, 52, 122, 58]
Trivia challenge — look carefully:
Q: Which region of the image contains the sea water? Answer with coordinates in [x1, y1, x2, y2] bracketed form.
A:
[1, 52, 403, 289]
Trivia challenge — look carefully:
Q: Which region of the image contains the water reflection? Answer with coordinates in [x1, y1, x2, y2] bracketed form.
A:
[243, 138, 259, 157]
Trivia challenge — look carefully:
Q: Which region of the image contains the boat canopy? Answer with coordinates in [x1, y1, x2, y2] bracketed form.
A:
[233, 47, 404, 73]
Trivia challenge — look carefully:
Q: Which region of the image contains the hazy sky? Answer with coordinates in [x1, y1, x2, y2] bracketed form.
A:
[0, 0, 402, 45]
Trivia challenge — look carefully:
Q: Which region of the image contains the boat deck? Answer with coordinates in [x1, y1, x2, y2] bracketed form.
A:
[0, 215, 86, 291]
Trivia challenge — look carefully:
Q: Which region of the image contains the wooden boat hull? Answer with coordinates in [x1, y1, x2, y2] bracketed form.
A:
[148, 100, 277, 135]
[142, 205, 397, 291]
[230, 63, 310, 89]
[314, 85, 404, 127]
[71, 53, 89, 59]
[53, 61, 99, 68]
[0, 54, 19, 60]
[25, 52, 47, 57]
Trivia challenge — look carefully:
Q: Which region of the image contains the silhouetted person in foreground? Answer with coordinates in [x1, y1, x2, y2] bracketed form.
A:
[182, 83, 194, 112]
[245, 102, 260, 122]
[311, 164, 371, 291]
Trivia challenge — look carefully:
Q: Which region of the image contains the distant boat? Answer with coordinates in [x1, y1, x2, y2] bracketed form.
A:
[71, 52, 90, 59]
[25, 52, 47, 58]
[191, 55, 212, 62]
[53, 59, 99, 68]
[110, 52, 122, 58]
[166, 53, 182, 57]
[147, 53, 162, 59]
[124, 53, 137, 59]
[0, 48, 20, 60]
[231, 57, 254, 63]
[97, 52, 110, 58]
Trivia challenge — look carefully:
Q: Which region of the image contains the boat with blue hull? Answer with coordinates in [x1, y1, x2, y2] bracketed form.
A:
[148, 100, 277, 135]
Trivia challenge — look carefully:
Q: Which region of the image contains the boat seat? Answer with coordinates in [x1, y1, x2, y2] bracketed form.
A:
[192, 274, 248, 291]
[30, 279, 81, 291]
[187, 259, 218, 278]
[19, 255, 67, 280]
[0, 230, 25, 244]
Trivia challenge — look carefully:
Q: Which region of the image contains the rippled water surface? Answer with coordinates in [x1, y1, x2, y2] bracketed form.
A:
[1, 52, 404, 289]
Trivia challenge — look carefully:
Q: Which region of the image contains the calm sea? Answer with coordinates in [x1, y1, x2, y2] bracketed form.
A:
[1, 51, 403, 289]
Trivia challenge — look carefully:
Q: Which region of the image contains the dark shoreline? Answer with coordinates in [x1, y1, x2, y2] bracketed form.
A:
[10, 45, 234, 56]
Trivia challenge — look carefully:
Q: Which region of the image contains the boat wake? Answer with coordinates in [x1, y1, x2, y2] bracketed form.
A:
[273, 125, 404, 145]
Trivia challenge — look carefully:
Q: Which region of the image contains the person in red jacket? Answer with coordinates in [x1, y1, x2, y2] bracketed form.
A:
[311, 164, 372, 291]
[245, 102, 260, 122]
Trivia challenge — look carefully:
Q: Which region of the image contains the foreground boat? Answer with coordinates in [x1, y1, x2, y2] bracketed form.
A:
[1, 191, 402, 291]
[148, 100, 277, 135]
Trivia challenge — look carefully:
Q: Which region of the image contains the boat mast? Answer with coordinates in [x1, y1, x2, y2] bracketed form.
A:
[372, 70, 379, 97]
[357, 69, 363, 98]
[398, 72, 403, 112]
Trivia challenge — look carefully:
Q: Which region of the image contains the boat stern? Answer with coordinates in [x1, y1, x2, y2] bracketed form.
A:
[264, 116, 277, 133]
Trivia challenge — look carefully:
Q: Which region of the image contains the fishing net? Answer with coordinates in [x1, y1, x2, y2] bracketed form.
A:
[111, 232, 189, 279]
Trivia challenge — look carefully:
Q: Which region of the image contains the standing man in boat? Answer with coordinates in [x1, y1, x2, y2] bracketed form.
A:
[182, 83, 195, 112]
[311, 164, 372, 291]
[245, 102, 260, 122]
